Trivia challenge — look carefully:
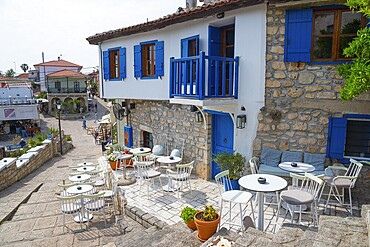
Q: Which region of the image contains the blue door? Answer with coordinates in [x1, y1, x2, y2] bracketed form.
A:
[211, 113, 234, 179]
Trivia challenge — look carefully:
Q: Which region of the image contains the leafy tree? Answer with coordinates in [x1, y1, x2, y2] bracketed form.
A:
[90, 81, 98, 94]
[20, 63, 29, 72]
[5, 69, 15, 77]
[337, 0, 370, 100]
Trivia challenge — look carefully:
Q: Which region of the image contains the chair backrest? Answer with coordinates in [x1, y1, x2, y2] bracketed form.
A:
[175, 161, 194, 176]
[215, 170, 233, 196]
[155, 133, 168, 155]
[56, 194, 81, 213]
[301, 173, 324, 199]
[169, 138, 185, 158]
[346, 159, 363, 186]
[82, 192, 105, 209]
[134, 152, 153, 161]
[135, 161, 155, 179]
[249, 157, 259, 174]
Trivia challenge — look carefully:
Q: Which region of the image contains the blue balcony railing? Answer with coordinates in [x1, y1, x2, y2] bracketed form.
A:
[170, 52, 239, 100]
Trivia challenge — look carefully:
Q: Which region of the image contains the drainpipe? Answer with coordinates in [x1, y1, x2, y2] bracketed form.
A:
[98, 43, 104, 98]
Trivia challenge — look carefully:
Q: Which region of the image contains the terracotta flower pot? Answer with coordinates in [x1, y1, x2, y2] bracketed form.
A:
[194, 212, 220, 242]
[109, 160, 120, 170]
[186, 220, 197, 231]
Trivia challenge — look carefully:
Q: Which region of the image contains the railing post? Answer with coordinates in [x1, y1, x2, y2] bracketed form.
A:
[169, 57, 174, 98]
[199, 52, 205, 100]
[234, 56, 239, 99]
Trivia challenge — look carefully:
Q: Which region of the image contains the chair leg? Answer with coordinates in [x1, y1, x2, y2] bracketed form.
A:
[325, 187, 333, 212]
[275, 196, 281, 225]
[249, 200, 256, 225]
[218, 200, 224, 231]
[63, 214, 65, 233]
[349, 188, 353, 215]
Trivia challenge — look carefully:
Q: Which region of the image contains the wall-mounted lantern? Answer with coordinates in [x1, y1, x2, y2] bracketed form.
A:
[236, 114, 246, 129]
[195, 111, 203, 122]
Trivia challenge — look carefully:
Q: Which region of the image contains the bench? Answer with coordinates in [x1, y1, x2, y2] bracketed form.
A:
[256, 147, 330, 177]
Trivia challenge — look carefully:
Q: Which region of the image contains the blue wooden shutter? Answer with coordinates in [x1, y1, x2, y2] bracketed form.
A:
[208, 26, 221, 56]
[103, 51, 109, 80]
[326, 117, 347, 159]
[155, 41, 164, 76]
[134, 45, 142, 78]
[119, 47, 126, 79]
[181, 38, 188, 58]
[284, 8, 313, 62]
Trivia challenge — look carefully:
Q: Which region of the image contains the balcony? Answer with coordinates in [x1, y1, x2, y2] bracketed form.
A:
[48, 88, 87, 94]
[170, 52, 239, 100]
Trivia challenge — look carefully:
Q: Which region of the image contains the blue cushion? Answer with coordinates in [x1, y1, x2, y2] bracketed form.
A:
[259, 163, 289, 177]
[261, 147, 282, 167]
[281, 151, 303, 163]
[304, 153, 326, 171]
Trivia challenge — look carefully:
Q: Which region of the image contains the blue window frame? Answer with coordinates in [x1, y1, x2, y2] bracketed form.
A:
[326, 114, 370, 162]
[181, 35, 199, 57]
[285, 6, 367, 63]
[102, 47, 126, 80]
[134, 40, 164, 79]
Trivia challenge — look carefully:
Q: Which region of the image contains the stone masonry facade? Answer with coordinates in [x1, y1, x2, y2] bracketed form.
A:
[129, 100, 212, 180]
[253, 6, 370, 156]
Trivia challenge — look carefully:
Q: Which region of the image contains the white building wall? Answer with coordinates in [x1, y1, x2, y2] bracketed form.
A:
[101, 4, 267, 160]
[37, 66, 80, 92]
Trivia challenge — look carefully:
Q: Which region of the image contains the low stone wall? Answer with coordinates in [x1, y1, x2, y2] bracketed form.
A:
[0, 141, 55, 191]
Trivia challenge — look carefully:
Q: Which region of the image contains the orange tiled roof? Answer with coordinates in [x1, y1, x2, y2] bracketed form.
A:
[86, 0, 263, 45]
[16, 73, 29, 79]
[46, 69, 86, 78]
[34, 59, 83, 69]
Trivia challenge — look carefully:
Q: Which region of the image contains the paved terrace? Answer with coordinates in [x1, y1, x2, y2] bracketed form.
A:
[0, 98, 362, 246]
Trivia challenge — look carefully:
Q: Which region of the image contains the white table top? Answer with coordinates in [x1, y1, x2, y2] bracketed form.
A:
[130, 147, 151, 154]
[76, 162, 94, 167]
[279, 162, 315, 173]
[239, 174, 287, 193]
[117, 154, 133, 160]
[156, 156, 182, 164]
[77, 166, 96, 172]
[68, 174, 91, 182]
[66, 184, 93, 195]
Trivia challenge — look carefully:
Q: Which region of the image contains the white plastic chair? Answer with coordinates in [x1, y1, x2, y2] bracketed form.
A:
[166, 161, 194, 199]
[323, 158, 363, 215]
[56, 194, 82, 232]
[215, 170, 256, 232]
[136, 161, 163, 198]
[99, 174, 118, 213]
[83, 192, 106, 227]
[277, 173, 323, 226]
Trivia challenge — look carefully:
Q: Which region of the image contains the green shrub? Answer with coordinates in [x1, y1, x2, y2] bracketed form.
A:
[180, 206, 197, 223]
[66, 135, 72, 141]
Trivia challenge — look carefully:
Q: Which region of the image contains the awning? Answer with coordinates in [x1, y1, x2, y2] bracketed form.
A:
[102, 114, 110, 121]
[99, 119, 110, 124]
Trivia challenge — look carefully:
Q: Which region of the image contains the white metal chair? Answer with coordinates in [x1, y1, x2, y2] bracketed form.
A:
[56, 194, 82, 232]
[215, 170, 256, 232]
[323, 158, 363, 215]
[136, 161, 163, 198]
[99, 174, 118, 213]
[277, 173, 323, 226]
[83, 192, 106, 227]
[249, 157, 279, 206]
[166, 161, 194, 199]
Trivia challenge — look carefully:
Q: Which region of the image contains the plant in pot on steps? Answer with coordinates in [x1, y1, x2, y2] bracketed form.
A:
[213, 151, 246, 190]
[107, 153, 120, 170]
[194, 205, 220, 242]
[180, 206, 198, 230]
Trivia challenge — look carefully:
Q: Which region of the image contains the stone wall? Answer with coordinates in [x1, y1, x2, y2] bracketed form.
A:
[0, 142, 54, 191]
[253, 7, 370, 156]
[129, 100, 211, 180]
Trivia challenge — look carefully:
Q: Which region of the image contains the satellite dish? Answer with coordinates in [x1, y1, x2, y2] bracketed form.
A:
[112, 103, 125, 121]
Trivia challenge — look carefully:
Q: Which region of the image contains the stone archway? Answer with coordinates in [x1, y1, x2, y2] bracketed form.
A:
[76, 97, 86, 113]
[63, 97, 74, 113]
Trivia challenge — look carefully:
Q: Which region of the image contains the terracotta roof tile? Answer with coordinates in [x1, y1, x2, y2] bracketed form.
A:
[34, 59, 83, 69]
[46, 69, 86, 78]
[87, 0, 263, 45]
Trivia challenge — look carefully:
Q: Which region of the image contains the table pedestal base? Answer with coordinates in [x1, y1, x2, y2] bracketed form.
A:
[163, 184, 177, 192]
[74, 213, 93, 223]
[117, 177, 136, 186]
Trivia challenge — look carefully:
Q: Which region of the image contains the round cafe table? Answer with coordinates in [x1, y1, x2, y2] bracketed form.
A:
[76, 162, 94, 167]
[68, 174, 91, 183]
[239, 174, 287, 231]
[76, 166, 96, 172]
[66, 184, 94, 222]
[130, 147, 151, 155]
[157, 156, 182, 192]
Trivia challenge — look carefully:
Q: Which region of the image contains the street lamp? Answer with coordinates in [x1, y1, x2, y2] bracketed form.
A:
[56, 101, 63, 154]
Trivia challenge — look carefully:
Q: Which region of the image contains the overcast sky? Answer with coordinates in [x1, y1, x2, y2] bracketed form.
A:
[0, 0, 184, 74]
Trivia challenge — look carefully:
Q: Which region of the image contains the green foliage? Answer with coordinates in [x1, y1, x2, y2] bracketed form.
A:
[37, 92, 47, 99]
[34, 132, 47, 142]
[180, 206, 197, 223]
[338, 27, 370, 100]
[46, 127, 59, 136]
[10, 148, 26, 158]
[197, 206, 218, 222]
[213, 152, 246, 180]
[66, 135, 72, 141]
[28, 138, 36, 147]
[20, 63, 29, 72]
[346, 0, 370, 17]
[90, 82, 98, 94]
[5, 69, 15, 77]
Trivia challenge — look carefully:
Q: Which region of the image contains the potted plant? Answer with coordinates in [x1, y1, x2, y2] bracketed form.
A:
[194, 205, 220, 242]
[213, 151, 246, 190]
[180, 206, 197, 230]
[107, 153, 120, 170]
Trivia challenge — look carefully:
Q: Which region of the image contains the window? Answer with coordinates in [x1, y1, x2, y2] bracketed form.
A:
[142, 43, 155, 77]
[134, 40, 164, 78]
[312, 8, 365, 62]
[102, 47, 126, 80]
[326, 114, 370, 162]
[109, 49, 120, 78]
[285, 7, 366, 63]
[181, 35, 200, 84]
[74, 81, 80, 92]
[55, 81, 61, 92]
[142, 131, 153, 148]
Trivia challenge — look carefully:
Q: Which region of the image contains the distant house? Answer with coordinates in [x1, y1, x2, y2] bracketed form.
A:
[33, 58, 88, 114]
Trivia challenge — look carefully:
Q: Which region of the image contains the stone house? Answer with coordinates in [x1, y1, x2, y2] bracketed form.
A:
[253, 0, 370, 165]
[87, 0, 268, 180]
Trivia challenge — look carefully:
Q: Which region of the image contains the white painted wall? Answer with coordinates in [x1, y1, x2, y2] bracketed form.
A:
[100, 4, 267, 160]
